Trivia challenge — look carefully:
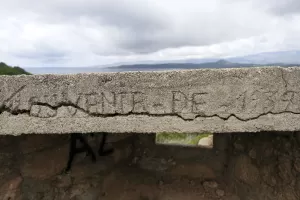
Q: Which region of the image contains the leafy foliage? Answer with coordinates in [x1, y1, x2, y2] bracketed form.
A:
[0, 62, 31, 75]
[156, 132, 212, 145]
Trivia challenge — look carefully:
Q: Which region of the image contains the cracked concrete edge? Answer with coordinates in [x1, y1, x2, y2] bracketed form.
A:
[1, 112, 300, 135]
[1, 66, 300, 134]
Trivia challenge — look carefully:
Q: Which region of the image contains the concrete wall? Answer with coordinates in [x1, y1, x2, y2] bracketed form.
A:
[2, 132, 300, 200]
[1, 67, 300, 135]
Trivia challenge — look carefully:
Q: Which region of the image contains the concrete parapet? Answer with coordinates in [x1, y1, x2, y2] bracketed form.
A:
[1, 66, 299, 135]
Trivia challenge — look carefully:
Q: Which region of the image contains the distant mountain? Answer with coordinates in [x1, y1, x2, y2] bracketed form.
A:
[24, 50, 300, 75]
[25, 59, 300, 75]
[111, 59, 262, 71]
[226, 50, 300, 64]
[0, 62, 31, 75]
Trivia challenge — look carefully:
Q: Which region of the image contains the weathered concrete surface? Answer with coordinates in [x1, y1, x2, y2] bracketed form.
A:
[1, 66, 300, 135]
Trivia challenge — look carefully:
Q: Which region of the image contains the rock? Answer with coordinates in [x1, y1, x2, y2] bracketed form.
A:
[234, 142, 244, 151]
[202, 181, 218, 189]
[234, 155, 259, 185]
[282, 186, 298, 200]
[262, 143, 274, 158]
[277, 157, 293, 185]
[295, 176, 300, 197]
[198, 135, 213, 147]
[55, 174, 72, 188]
[0, 175, 23, 200]
[21, 144, 69, 180]
[294, 158, 300, 172]
[248, 148, 256, 159]
[216, 189, 225, 197]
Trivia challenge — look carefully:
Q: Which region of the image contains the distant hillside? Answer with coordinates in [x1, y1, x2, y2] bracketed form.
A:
[0, 62, 31, 75]
[227, 50, 300, 64]
[112, 59, 253, 70]
[25, 59, 300, 75]
[112, 59, 299, 71]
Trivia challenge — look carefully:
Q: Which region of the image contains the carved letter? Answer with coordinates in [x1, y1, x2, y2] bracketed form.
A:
[101, 92, 116, 114]
[281, 91, 295, 111]
[263, 90, 277, 112]
[86, 93, 100, 114]
[132, 92, 146, 113]
[192, 92, 208, 113]
[172, 91, 188, 113]
[117, 92, 131, 114]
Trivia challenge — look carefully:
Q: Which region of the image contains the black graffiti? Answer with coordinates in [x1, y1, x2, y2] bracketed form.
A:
[64, 132, 114, 172]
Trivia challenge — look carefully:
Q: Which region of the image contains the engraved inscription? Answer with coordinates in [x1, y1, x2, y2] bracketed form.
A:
[3, 82, 300, 119]
[171, 91, 209, 115]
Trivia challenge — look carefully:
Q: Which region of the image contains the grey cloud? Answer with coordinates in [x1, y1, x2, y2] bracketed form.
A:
[4, 0, 269, 54]
[2, 0, 299, 64]
[247, 0, 300, 16]
[271, 1, 300, 15]
[15, 42, 67, 63]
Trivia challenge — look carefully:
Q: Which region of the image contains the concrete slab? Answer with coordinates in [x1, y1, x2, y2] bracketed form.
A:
[1, 66, 300, 135]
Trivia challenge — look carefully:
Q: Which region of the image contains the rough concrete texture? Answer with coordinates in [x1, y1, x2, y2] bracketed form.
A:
[2, 132, 300, 199]
[1, 66, 300, 135]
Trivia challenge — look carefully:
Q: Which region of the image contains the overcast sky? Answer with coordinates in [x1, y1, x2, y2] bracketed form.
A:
[1, 0, 300, 67]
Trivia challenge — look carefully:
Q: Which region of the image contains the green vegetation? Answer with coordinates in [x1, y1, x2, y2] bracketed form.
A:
[156, 132, 212, 145]
[0, 62, 31, 75]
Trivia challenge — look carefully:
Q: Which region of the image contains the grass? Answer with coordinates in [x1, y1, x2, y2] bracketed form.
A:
[156, 132, 213, 146]
[0, 62, 31, 75]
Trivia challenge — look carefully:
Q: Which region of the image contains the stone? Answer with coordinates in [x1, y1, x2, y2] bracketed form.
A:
[21, 144, 69, 180]
[248, 148, 256, 159]
[202, 181, 218, 189]
[234, 155, 260, 185]
[198, 135, 213, 147]
[2, 67, 300, 135]
[234, 142, 244, 151]
[0, 175, 23, 200]
[294, 158, 300, 172]
[216, 189, 225, 197]
[277, 157, 293, 185]
[55, 174, 72, 188]
[295, 176, 300, 197]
